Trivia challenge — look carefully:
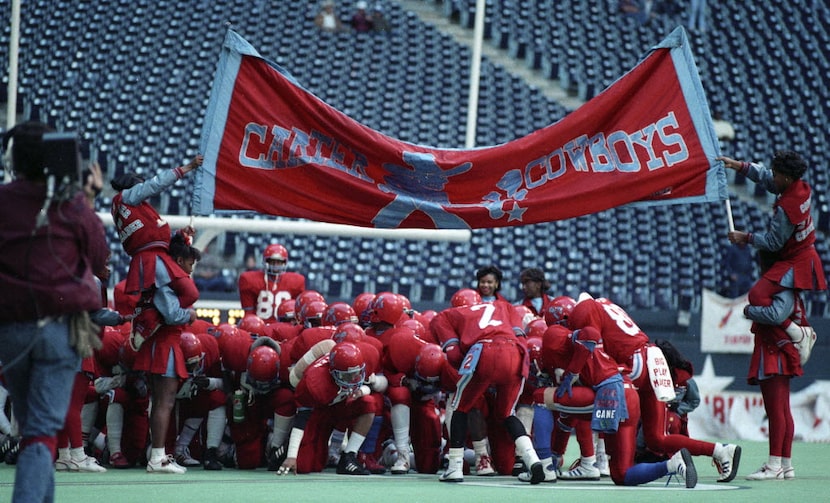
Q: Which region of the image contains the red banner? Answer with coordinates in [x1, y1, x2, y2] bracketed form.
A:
[195, 28, 725, 229]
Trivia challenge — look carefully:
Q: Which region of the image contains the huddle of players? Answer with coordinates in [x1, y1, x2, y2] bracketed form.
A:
[77, 244, 743, 488]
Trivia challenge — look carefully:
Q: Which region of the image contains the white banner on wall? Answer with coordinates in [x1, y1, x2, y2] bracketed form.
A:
[700, 288, 754, 353]
[687, 381, 830, 443]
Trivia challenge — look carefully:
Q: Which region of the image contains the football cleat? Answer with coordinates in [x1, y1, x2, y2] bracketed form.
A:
[559, 459, 600, 480]
[713, 443, 741, 482]
[55, 458, 74, 472]
[267, 443, 288, 472]
[782, 466, 795, 479]
[439, 456, 464, 483]
[146, 454, 187, 474]
[357, 452, 387, 474]
[511, 455, 526, 476]
[203, 447, 223, 471]
[336, 451, 370, 475]
[667, 448, 697, 488]
[745, 463, 784, 480]
[391, 452, 410, 475]
[475, 454, 496, 476]
[109, 452, 131, 469]
[175, 448, 201, 467]
[518, 461, 557, 483]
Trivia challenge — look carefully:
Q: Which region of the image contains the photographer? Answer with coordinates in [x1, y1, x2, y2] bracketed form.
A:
[0, 121, 109, 502]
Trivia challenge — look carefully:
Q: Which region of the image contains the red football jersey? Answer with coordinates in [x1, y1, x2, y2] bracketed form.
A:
[567, 298, 649, 369]
[431, 302, 520, 352]
[238, 270, 306, 323]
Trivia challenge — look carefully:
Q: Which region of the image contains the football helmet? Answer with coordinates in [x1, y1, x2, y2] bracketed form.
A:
[298, 300, 328, 328]
[246, 345, 280, 393]
[526, 319, 548, 340]
[414, 343, 444, 382]
[98, 326, 126, 369]
[239, 314, 267, 337]
[370, 292, 405, 325]
[329, 342, 365, 390]
[180, 331, 205, 375]
[323, 302, 358, 327]
[332, 322, 366, 344]
[263, 244, 288, 276]
[396, 318, 426, 339]
[544, 296, 576, 326]
[352, 292, 376, 327]
[277, 299, 296, 323]
[513, 305, 537, 330]
[451, 288, 482, 308]
[525, 336, 550, 385]
[295, 290, 326, 314]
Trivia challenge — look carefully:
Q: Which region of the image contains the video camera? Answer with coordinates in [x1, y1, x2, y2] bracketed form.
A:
[42, 132, 82, 186]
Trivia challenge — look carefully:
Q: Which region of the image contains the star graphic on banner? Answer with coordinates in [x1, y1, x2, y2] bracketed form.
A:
[694, 355, 734, 393]
[506, 202, 527, 222]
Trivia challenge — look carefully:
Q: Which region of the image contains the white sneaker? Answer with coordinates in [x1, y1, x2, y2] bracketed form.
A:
[595, 452, 610, 477]
[475, 454, 495, 476]
[519, 460, 557, 483]
[713, 443, 741, 482]
[559, 459, 601, 480]
[175, 448, 201, 467]
[147, 454, 187, 474]
[391, 452, 410, 475]
[745, 463, 784, 480]
[439, 456, 464, 482]
[667, 448, 697, 488]
[785, 323, 817, 365]
[55, 458, 75, 472]
[74, 456, 107, 473]
[782, 466, 795, 479]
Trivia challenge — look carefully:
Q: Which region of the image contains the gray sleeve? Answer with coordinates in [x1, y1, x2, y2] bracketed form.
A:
[121, 169, 180, 206]
[750, 207, 795, 252]
[90, 308, 123, 326]
[742, 162, 780, 195]
[152, 256, 191, 325]
[744, 288, 795, 325]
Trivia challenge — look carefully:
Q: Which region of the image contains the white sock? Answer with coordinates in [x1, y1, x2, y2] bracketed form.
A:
[390, 404, 411, 453]
[106, 403, 124, 454]
[206, 407, 226, 449]
[57, 447, 71, 461]
[768, 455, 782, 469]
[515, 435, 540, 466]
[781, 457, 792, 468]
[150, 447, 166, 463]
[472, 439, 489, 458]
[344, 432, 366, 454]
[270, 414, 293, 448]
[582, 455, 596, 467]
[80, 402, 98, 445]
[70, 447, 87, 461]
[176, 418, 203, 453]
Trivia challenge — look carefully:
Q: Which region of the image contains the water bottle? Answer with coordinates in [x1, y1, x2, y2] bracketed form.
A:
[232, 389, 246, 423]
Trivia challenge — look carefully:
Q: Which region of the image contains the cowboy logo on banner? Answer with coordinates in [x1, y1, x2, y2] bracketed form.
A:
[194, 28, 726, 228]
[700, 288, 754, 354]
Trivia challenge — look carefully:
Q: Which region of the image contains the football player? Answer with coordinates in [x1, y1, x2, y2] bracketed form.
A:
[238, 244, 306, 324]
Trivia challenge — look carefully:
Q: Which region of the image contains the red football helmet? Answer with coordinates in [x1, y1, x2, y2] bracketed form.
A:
[329, 342, 365, 390]
[352, 292, 376, 327]
[526, 336, 547, 380]
[298, 300, 328, 328]
[239, 314, 267, 337]
[370, 292, 405, 325]
[414, 343, 444, 382]
[218, 332, 253, 373]
[180, 331, 205, 374]
[332, 322, 366, 344]
[513, 305, 537, 330]
[277, 299, 296, 323]
[396, 318, 426, 339]
[246, 345, 280, 393]
[544, 296, 576, 326]
[295, 290, 326, 314]
[97, 326, 126, 369]
[323, 302, 358, 327]
[263, 243, 288, 275]
[451, 288, 482, 308]
[526, 319, 548, 340]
